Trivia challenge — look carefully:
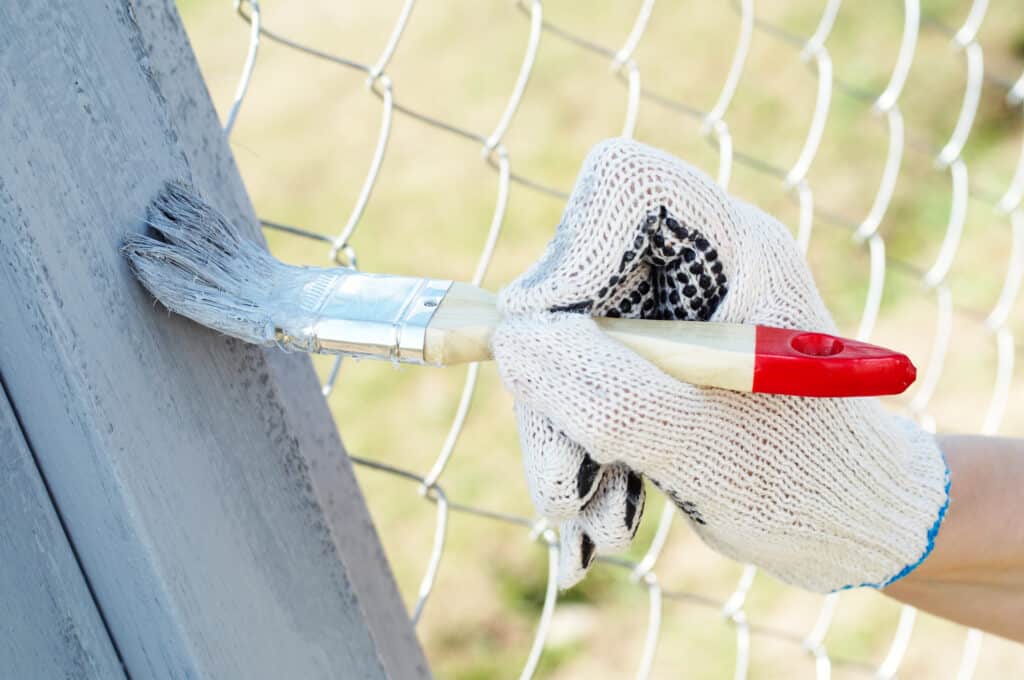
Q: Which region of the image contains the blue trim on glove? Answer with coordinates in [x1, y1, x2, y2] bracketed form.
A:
[834, 452, 951, 592]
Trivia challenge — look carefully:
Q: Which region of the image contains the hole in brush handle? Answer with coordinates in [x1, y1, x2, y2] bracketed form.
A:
[789, 332, 845, 357]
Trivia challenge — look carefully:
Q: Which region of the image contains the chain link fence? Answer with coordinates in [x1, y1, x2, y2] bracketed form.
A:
[184, 1, 1024, 676]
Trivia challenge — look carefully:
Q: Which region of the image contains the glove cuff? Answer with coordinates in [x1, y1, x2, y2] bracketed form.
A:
[835, 419, 951, 591]
[684, 410, 951, 594]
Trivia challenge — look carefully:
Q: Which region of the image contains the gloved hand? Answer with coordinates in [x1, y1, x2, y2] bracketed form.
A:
[492, 138, 949, 593]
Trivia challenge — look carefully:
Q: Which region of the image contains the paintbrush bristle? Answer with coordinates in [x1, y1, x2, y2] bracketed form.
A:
[122, 182, 325, 348]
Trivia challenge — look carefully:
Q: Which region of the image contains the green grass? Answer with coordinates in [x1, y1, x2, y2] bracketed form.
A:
[179, 1, 1024, 677]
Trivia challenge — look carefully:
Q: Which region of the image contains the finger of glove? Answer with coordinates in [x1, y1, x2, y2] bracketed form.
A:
[492, 312, 698, 474]
[498, 137, 747, 317]
[540, 205, 732, 325]
[580, 463, 646, 551]
[556, 464, 646, 588]
[516, 403, 604, 521]
[556, 520, 592, 589]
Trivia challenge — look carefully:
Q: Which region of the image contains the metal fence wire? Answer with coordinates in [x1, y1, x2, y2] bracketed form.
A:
[207, 1, 1024, 677]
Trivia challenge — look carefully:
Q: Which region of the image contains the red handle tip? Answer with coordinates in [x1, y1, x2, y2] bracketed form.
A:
[752, 327, 917, 397]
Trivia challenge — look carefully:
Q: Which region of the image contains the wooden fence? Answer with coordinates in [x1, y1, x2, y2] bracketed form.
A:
[0, 1, 428, 677]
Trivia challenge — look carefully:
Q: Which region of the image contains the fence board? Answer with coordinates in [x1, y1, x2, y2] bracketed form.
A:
[0, 381, 126, 680]
[0, 1, 428, 677]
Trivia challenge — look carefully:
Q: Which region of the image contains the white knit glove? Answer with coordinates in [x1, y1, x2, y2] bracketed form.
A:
[492, 138, 950, 593]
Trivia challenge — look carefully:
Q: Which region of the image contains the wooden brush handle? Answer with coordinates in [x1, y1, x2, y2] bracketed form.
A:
[423, 283, 916, 397]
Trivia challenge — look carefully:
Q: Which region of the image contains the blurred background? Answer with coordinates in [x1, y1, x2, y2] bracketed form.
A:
[178, 1, 1024, 677]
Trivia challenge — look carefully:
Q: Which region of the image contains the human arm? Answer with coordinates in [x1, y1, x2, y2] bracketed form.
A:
[493, 137, 949, 593]
[494, 137, 1024, 642]
[884, 435, 1024, 642]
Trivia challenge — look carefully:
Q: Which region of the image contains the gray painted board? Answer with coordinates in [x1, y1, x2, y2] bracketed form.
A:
[0, 0, 428, 677]
[0, 382, 126, 680]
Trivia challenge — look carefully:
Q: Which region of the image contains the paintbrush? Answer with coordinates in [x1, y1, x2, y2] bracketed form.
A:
[121, 183, 916, 398]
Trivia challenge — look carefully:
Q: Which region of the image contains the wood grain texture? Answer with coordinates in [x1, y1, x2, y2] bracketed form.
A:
[595, 318, 756, 392]
[425, 283, 756, 391]
[0, 1, 428, 678]
[424, 282, 500, 365]
[0, 382, 126, 680]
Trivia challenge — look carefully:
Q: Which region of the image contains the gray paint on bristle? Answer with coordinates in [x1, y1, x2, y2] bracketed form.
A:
[123, 183, 337, 350]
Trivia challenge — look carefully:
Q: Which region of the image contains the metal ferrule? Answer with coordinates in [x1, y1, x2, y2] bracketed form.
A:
[297, 271, 452, 364]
